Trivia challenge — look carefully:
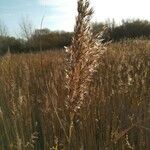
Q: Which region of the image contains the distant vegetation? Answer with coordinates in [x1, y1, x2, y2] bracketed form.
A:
[0, 19, 150, 54]
[0, 30, 72, 54]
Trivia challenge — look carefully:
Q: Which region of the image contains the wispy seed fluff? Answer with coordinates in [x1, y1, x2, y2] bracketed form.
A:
[65, 0, 106, 113]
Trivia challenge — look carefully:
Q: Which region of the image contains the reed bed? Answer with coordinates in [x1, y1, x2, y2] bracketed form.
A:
[0, 40, 150, 150]
[0, 0, 150, 149]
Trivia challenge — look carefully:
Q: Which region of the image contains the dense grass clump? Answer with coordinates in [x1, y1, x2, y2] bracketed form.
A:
[0, 40, 150, 150]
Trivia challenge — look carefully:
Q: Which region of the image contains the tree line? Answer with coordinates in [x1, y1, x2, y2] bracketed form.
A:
[99, 19, 150, 41]
[0, 19, 150, 54]
[0, 29, 72, 55]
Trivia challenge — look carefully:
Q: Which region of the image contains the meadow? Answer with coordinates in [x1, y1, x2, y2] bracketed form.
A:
[0, 39, 150, 150]
[1, 0, 150, 149]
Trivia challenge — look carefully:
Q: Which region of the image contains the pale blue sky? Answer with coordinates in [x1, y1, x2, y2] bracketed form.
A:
[0, 0, 150, 36]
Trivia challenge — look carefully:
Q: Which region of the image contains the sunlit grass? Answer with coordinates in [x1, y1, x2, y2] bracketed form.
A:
[0, 40, 149, 149]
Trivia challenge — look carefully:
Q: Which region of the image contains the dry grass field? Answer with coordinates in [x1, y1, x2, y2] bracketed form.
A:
[0, 40, 150, 150]
[0, 0, 150, 149]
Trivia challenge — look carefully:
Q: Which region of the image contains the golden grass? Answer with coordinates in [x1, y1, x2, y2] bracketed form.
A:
[0, 1, 150, 149]
[0, 40, 150, 149]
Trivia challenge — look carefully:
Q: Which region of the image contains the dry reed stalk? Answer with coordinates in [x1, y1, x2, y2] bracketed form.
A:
[66, 0, 106, 114]
[65, 0, 106, 145]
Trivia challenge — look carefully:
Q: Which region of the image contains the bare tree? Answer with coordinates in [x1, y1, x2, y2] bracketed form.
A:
[19, 16, 34, 40]
[0, 20, 8, 37]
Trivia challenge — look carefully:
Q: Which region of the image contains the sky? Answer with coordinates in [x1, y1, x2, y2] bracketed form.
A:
[0, 0, 150, 36]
